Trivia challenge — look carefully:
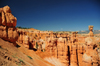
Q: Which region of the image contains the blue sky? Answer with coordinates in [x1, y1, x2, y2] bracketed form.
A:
[0, 0, 100, 31]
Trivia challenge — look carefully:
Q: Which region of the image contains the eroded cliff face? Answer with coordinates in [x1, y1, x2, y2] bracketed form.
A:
[0, 5, 18, 46]
[0, 6, 56, 66]
[17, 27, 100, 66]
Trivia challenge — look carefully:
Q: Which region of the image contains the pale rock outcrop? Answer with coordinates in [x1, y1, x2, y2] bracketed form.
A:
[82, 37, 99, 66]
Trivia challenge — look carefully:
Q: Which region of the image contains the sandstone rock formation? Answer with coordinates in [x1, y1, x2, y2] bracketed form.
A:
[17, 25, 100, 66]
[0, 5, 18, 46]
[2, 5, 100, 66]
[88, 25, 94, 37]
[82, 37, 99, 66]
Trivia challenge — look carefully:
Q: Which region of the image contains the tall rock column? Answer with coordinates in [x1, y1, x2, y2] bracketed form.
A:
[57, 37, 69, 65]
[52, 38, 57, 57]
[70, 32, 78, 66]
[70, 43, 77, 66]
[57, 37, 64, 59]
[23, 31, 29, 48]
[18, 31, 23, 44]
[62, 38, 69, 66]
[88, 25, 94, 37]
[77, 43, 84, 66]
[0, 5, 18, 46]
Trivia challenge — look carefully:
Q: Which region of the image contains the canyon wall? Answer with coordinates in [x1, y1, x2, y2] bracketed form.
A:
[1, 5, 99, 66]
[17, 26, 100, 66]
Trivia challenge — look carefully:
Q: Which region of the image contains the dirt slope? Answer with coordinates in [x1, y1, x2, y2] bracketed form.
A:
[0, 38, 54, 66]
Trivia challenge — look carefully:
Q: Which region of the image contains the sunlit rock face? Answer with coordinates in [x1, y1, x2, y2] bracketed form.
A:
[16, 16, 100, 66]
[1, 5, 100, 66]
[17, 29, 100, 66]
[0, 5, 18, 46]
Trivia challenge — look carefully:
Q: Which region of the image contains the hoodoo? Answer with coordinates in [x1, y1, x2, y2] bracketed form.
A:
[0, 5, 18, 46]
[0, 5, 100, 66]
